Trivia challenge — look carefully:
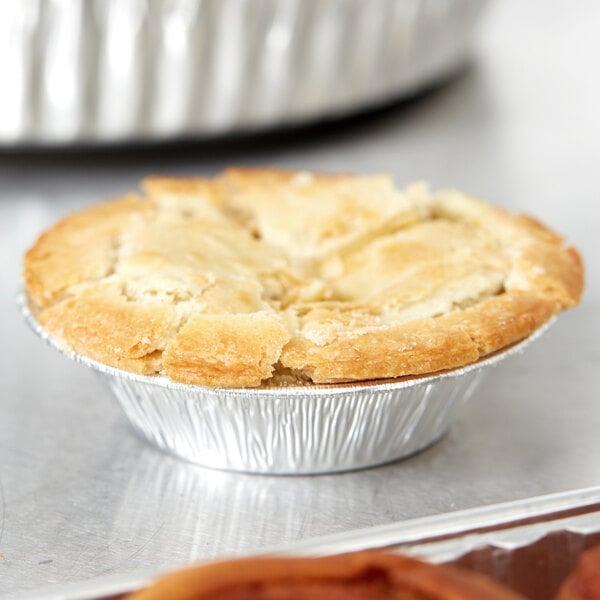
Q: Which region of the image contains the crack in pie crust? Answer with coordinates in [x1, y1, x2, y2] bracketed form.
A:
[23, 168, 584, 387]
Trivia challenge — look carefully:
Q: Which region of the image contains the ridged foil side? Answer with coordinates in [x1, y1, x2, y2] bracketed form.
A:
[0, 0, 486, 144]
[102, 369, 485, 474]
[19, 292, 555, 475]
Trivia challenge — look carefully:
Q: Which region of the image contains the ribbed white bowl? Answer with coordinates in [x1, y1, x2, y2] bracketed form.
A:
[0, 0, 487, 145]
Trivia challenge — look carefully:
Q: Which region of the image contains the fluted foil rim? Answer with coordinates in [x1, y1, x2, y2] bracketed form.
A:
[18, 292, 555, 396]
[19, 290, 554, 473]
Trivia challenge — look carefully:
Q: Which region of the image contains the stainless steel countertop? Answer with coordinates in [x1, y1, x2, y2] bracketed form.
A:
[1, 1, 599, 596]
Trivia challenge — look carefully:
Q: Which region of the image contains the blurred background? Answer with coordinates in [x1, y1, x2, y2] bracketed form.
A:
[1, 0, 599, 596]
[0, 0, 486, 143]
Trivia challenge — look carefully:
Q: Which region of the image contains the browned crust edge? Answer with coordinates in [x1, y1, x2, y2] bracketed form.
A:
[279, 292, 558, 383]
[24, 194, 149, 309]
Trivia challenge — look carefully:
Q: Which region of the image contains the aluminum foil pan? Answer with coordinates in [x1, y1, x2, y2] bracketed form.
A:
[1, 0, 487, 145]
[19, 293, 553, 475]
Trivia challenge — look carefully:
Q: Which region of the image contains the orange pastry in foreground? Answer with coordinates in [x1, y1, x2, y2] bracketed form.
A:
[556, 544, 600, 600]
[127, 551, 526, 600]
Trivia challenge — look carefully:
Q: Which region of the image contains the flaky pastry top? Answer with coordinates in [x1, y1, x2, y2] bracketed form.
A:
[23, 168, 584, 387]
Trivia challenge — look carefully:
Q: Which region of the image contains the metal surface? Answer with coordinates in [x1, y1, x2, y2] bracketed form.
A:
[283, 486, 600, 559]
[1, 0, 599, 596]
[0, 0, 485, 145]
[16, 486, 600, 599]
[20, 294, 554, 474]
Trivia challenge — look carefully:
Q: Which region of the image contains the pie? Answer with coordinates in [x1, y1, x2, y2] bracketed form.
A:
[23, 168, 584, 387]
[126, 550, 527, 600]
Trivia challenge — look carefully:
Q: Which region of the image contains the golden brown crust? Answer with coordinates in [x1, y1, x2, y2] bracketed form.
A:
[22, 169, 584, 387]
[126, 551, 527, 600]
[24, 195, 149, 309]
[37, 289, 181, 375]
[280, 317, 481, 383]
[162, 313, 291, 387]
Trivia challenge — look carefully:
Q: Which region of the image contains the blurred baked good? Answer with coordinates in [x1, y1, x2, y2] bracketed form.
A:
[556, 544, 600, 600]
[127, 551, 527, 600]
[23, 168, 583, 387]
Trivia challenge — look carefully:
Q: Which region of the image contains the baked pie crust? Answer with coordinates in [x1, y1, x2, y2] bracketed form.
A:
[23, 169, 584, 387]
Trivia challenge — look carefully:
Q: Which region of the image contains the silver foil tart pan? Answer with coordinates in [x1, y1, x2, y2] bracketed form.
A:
[18, 486, 600, 599]
[20, 292, 554, 475]
[1, 0, 487, 145]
